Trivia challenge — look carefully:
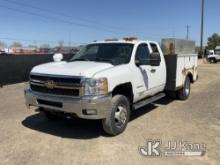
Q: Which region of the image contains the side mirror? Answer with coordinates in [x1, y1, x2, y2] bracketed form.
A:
[53, 53, 63, 62]
[150, 53, 161, 66]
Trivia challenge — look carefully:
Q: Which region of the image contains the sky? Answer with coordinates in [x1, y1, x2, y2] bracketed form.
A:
[0, 0, 219, 47]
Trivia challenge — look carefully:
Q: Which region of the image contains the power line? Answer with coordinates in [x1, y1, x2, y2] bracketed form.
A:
[0, 4, 124, 35]
[0, 0, 135, 34]
[0, 0, 178, 36]
[0, 1, 183, 44]
[1, 0, 129, 31]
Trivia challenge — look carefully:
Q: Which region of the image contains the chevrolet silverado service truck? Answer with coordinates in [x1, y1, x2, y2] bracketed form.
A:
[24, 37, 198, 135]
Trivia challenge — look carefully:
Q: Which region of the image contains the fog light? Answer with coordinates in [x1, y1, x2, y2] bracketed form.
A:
[82, 109, 97, 115]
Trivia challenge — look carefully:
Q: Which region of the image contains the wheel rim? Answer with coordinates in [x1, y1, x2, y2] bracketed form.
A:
[114, 104, 127, 128]
[185, 79, 190, 96]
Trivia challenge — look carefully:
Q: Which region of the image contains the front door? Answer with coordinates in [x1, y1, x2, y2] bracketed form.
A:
[147, 42, 165, 94]
[132, 43, 165, 102]
[132, 43, 152, 100]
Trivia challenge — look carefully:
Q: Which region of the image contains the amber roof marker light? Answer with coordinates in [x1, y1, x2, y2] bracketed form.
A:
[123, 37, 138, 41]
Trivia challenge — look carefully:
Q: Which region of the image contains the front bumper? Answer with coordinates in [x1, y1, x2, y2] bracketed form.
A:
[24, 88, 112, 119]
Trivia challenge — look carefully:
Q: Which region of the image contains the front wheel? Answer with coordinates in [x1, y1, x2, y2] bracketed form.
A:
[102, 95, 130, 136]
[209, 58, 217, 63]
[177, 76, 191, 100]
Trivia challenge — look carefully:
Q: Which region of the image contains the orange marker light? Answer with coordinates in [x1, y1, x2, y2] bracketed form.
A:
[123, 37, 138, 41]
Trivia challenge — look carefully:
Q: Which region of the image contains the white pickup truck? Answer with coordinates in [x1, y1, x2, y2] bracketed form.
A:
[207, 49, 220, 63]
[24, 37, 198, 135]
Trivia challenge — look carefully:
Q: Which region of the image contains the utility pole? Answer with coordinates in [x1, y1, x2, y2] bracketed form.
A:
[68, 32, 71, 47]
[200, 0, 205, 57]
[186, 25, 191, 40]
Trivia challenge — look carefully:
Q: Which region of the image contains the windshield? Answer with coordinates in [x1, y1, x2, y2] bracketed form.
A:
[69, 43, 134, 65]
[215, 50, 220, 55]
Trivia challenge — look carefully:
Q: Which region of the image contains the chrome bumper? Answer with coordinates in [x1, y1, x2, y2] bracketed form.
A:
[24, 88, 112, 119]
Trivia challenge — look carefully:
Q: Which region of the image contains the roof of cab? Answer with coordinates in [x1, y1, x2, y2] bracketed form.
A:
[93, 37, 158, 45]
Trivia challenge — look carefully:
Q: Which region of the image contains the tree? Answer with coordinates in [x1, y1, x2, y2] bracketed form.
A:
[40, 44, 50, 49]
[207, 33, 220, 50]
[28, 45, 38, 48]
[58, 41, 64, 48]
[0, 41, 6, 48]
[10, 42, 22, 48]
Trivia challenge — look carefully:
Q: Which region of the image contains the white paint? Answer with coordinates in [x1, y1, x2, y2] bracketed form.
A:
[175, 54, 198, 88]
[31, 61, 114, 77]
[207, 54, 220, 60]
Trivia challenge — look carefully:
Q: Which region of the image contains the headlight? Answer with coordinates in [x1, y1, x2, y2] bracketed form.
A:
[84, 78, 108, 96]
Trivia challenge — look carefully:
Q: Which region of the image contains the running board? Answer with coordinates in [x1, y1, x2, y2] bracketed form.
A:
[133, 93, 166, 110]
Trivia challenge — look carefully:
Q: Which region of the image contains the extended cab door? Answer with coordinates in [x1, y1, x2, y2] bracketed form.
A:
[132, 43, 152, 101]
[132, 43, 154, 100]
[147, 42, 166, 94]
[132, 42, 166, 102]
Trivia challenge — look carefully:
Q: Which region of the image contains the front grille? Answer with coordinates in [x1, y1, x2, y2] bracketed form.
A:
[30, 74, 81, 85]
[31, 85, 80, 96]
[30, 74, 82, 97]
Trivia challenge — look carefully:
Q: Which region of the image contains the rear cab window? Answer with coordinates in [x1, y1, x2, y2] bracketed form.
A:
[150, 42, 161, 62]
[135, 43, 150, 65]
[149, 43, 159, 53]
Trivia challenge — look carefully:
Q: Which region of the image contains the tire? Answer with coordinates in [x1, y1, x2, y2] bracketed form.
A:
[177, 76, 191, 100]
[102, 95, 130, 136]
[209, 58, 217, 63]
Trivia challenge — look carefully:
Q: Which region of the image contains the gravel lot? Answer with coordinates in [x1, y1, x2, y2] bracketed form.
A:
[0, 62, 220, 165]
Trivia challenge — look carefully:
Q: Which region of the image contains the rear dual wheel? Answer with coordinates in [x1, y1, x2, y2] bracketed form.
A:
[177, 76, 191, 100]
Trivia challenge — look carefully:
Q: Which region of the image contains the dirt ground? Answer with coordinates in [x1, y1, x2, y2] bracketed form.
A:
[0, 62, 219, 165]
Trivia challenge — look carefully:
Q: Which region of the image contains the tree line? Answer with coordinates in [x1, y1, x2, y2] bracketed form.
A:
[207, 33, 220, 50]
[0, 41, 65, 49]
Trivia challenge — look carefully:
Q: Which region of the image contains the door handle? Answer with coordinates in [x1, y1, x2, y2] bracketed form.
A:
[150, 69, 156, 73]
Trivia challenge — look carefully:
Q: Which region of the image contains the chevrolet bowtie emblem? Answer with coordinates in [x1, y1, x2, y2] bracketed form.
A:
[45, 80, 55, 89]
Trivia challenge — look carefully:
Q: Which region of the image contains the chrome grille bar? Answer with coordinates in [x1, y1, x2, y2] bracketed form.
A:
[30, 81, 81, 90]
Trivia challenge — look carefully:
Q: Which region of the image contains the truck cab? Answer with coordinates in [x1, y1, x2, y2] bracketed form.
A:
[207, 49, 220, 63]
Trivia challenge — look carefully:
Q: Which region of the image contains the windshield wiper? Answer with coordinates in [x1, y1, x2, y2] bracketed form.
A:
[96, 57, 114, 65]
[70, 58, 90, 62]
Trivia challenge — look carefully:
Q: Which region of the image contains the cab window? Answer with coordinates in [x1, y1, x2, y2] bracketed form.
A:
[150, 43, 159, 53]
[135, 44, 150, 65]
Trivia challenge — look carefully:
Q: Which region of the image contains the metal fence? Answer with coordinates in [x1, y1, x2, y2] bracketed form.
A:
[0, 54, 74, 86]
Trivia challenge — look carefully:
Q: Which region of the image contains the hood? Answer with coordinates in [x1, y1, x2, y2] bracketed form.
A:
[207, 54, 217, 58]
[31, 61, 114, 77]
